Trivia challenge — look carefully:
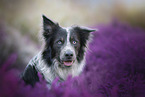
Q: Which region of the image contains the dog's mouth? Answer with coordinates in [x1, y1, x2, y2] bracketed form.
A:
[63, 61, 74, 66]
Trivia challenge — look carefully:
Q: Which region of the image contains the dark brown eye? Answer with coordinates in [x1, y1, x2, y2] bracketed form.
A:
[72, 41, 77, 44]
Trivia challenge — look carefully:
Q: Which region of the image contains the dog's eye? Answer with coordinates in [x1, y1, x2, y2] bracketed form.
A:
[57, 40, 63, 45]
[72, 41, 77, 44]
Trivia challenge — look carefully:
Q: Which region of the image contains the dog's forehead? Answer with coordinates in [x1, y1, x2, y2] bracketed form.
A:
[63, 27, 77, 35]
[62, 27, 71, 33]
[56, 27, 72, 34]
[56, 27, 67, 35]
[57, 27, 70, 38]
[55, 27, 78, 40]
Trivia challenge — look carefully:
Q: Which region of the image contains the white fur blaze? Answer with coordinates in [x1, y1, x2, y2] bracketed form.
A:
[60, 27, 76, 60]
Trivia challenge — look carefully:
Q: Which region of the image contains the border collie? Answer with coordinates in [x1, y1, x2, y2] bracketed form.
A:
[22, 15, 96, 86]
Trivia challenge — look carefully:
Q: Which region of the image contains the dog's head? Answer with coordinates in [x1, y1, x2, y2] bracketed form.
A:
[42, 15, 96, 68]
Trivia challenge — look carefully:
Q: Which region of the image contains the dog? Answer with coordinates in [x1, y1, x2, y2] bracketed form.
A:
[22, 15, 96, 86]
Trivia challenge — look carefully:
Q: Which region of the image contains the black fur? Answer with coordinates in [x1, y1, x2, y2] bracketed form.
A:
[22, 65, 39, 86]
[73, 26, 95, 63]
[42, 16, 94, 65]
[22, 15, 96, 86]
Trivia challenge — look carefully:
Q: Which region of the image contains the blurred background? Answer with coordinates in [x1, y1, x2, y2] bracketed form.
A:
[0, 0, 145, 70]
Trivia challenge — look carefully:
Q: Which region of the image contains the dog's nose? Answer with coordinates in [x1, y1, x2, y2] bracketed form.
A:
[65, 51, 73, 58]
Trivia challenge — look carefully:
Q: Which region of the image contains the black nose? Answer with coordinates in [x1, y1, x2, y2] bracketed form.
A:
[65, 51, 73, 58]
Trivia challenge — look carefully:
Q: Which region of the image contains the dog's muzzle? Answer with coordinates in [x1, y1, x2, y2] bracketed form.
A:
[63, 50, 73, 66]
[61, 50, 75, 66]
[65, 50, 73, 59]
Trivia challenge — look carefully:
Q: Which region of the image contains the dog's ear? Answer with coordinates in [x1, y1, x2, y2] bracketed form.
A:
[79, 26, 97, 33]
[74, 26, 97, 44]
[42, 15, 59, 37]
[74, 26, 97, 62]
[79, 26, 97, 40]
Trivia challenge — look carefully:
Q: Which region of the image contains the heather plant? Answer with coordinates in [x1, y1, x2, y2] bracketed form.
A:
[84, 21, 145, 96]
[0, 22, 145, 97]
